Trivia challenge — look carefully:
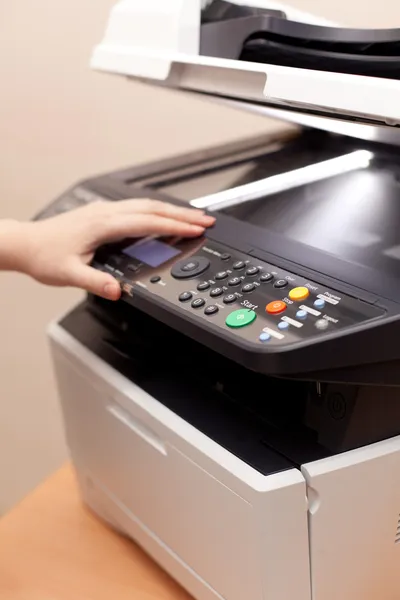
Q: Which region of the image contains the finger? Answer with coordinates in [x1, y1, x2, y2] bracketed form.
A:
[109, 199, 215, 227]
[96, 214, 206, 245]
[68, 263, 121, 301]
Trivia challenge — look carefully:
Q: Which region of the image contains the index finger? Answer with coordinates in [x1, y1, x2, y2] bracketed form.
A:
[93, 213, 207, 246]
[112, 199, 216, 226]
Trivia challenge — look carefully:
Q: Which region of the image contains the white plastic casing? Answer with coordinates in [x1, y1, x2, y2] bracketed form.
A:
[90, 0, 400, 125]
[48, 321, 400, 600]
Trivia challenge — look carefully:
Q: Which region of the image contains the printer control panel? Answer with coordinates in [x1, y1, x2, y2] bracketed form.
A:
[93, 237, 384, 348]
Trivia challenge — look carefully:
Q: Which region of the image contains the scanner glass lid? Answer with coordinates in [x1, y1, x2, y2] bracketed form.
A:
[214, 148, 400, 280]
[153, 135, 341, 202]
[152, 134, 400, 282]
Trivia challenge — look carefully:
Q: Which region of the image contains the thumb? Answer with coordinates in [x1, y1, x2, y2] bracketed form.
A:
[68, 263, 121, 300]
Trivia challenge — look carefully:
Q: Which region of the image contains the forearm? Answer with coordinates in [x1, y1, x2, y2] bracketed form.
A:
[0, 219, 31, 273]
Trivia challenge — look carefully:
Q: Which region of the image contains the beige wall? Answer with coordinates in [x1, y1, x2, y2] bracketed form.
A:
[0, 0, 399, 514]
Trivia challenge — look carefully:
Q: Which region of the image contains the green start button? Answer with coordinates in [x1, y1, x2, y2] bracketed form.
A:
[225, 308, 257, 328]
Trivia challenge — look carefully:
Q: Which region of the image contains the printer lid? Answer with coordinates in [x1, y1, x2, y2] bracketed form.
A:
[91, 0, 400, 132]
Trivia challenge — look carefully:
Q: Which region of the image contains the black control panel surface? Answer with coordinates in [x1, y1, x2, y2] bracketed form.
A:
[34, 133, 400, 378]
[92, 235, 386, 375]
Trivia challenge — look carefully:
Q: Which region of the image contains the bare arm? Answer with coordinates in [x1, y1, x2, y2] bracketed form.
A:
[0, 200, 215, 300]
[0, 219, 31, 273]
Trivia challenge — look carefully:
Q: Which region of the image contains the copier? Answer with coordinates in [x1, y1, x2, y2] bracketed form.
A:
[36, 1, 400, 599]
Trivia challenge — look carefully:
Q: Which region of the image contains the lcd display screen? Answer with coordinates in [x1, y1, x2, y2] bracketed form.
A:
[123, 238, 181, 267]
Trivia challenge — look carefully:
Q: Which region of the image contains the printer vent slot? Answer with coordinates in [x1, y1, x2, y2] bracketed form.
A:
[395, 515, 400, 544]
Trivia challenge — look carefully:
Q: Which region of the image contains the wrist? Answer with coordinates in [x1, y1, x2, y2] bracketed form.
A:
[0, 219, 35, 274]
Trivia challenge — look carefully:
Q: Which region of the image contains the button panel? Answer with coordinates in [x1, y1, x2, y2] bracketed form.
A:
[101, 238, 384, 350]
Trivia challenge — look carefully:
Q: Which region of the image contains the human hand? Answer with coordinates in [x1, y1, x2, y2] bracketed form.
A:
[19, 199, 215, 300]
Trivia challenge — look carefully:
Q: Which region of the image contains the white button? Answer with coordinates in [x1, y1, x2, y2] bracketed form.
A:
[315, 319, 329, 330]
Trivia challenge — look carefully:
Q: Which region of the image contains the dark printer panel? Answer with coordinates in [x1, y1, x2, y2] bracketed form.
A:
[33, 132, 400, 380]
[60, 297, 400, 476]
[92, 233, 386, 376]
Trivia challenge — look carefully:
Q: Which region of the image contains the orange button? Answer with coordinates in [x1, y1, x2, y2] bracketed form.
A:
[266, 300, 287, 315]
[288, 286, 310, 302]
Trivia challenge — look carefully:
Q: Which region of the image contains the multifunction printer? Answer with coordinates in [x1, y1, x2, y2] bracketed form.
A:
[37, 2, 400, 599]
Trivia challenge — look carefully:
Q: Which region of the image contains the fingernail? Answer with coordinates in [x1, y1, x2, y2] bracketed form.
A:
[104, 282, 119, 299]
[190, 225, 205, 234]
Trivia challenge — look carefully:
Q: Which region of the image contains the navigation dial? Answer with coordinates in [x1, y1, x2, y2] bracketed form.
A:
[182, 260, 199, 272]
[171, 256, 210, 279]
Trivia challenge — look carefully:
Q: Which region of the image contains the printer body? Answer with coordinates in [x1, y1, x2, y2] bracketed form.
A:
[40, 2, 400, 599]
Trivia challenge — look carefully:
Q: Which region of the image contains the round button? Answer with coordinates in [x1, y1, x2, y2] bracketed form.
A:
[182, 260, 199, 272]
[210, 287, 223, 298]
[260, 273, 273, 283]
[246, 266, 260, 276]
[223, 294, 236, 304]
[266, 300, 287, 315]
[315, 318, 329, 330]
[171, 256, 210, 280]
[150, 276, 161, 283]
[226, 309, 257, 328]
[296, 310, 307, 320]
[205, 305, 219, 316]
[220, 253, 231, 261]
[259, 332, 271, 342]
[233, 261, 245, 270]
[289, 286, 310, 301]
[242, 283, 256, 293]
[179, 292, 192, 302]
[191, 298, 206, 309]
[278, 320, 289, 331]
[228, 277, 241, 287]
[274, 279, 288, 289]
[314, 298, 326, 310]
[197, 281, 210, 291]
[215, 271, 228, 281]
[327, 393, 347, 420]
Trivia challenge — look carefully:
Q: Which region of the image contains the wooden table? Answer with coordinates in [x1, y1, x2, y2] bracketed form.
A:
[0, 464, 192, 600]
